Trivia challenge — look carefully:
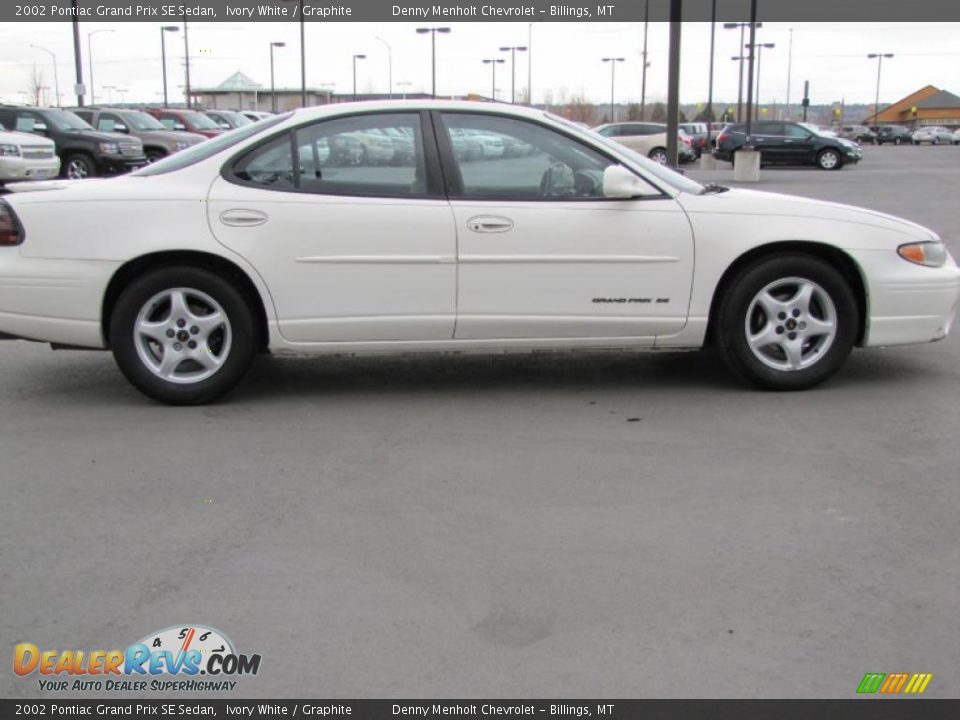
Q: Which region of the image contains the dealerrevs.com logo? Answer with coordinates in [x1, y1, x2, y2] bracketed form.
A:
[13, 625, 261, 693]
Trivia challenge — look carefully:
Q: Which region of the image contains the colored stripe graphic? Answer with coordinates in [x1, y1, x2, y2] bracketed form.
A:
[904, 673, 933, 694]
[857, 672, 932, 694]
[857, 673, 886, 694]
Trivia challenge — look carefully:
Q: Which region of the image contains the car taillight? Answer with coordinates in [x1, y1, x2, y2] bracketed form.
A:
[0, 200, 24, 247]
[716, 131, 728, 144]
[679, 135, 691, 146]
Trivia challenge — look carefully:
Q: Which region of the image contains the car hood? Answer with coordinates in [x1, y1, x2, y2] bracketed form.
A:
[0, 130, 55, 147]
[678, 187, 938, 242]
[136, 129, 207, 145]
[64, 128, 142, 144]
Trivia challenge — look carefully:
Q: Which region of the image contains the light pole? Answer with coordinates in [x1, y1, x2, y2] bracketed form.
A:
[724, 21, 761, 122]
[160, 26, 179, 108]
[499, 45, 528, 104]
[640, 0, 651, 119]
[270, 41, 286, 113]
[87, 29, 114, 106]
[706, 0, 716, 146]
[527, 23, 533, 105]
[30, 44, 60, 107]
[601, 57, 625, 123]
[183, 21, 192, 108]
[103, 85, 115, 104]
[867, 53, 894, 129]
[375, 37, 393, 98]
[352, 54, 366, 101]
[482, 58, 505, 100]
[396, 81, 413, 100]
[415, 27, 451, 98]
[746, 42, 775, 120]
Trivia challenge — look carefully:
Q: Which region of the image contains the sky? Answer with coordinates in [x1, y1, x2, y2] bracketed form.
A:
[1, 21, 957, 109]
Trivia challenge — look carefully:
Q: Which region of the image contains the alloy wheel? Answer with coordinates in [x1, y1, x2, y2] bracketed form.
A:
[66, 159, 89, 180]
[744, 277, 838, 372]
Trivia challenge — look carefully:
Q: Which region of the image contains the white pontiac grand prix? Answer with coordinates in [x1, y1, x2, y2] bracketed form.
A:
[0, 102, 957, 404]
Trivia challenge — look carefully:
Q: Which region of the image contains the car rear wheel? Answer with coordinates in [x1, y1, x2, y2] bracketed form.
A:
[648, 147, 668, 164]
[145, 150, 166, 164]
[716, 255, 858, 391]
[933, 137, 940, 145]
[894, 137, 901, 145]
[64, 154, 96, 180]
[109, 266, 259, 405]
[817, 149, 841, 170]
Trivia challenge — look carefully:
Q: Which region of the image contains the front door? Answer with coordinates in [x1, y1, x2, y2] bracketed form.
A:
[434, 112, 694, 341]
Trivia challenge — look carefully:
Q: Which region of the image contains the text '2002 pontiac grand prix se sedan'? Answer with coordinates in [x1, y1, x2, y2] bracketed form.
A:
[0, 102, 958, 404]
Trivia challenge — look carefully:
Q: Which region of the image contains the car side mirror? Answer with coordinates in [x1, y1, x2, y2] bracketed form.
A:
[603, 165, 654, 199]
[114, 125, 128, 134]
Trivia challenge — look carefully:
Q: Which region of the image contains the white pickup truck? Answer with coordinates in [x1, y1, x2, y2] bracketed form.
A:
[0, 122, 60, 185]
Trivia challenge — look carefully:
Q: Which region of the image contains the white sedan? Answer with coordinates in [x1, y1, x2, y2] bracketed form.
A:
[0, 102, 958, 404]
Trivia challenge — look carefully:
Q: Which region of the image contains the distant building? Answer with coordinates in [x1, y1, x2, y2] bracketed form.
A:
[864, 85, 960, 128]
[190, 71, 486, 112]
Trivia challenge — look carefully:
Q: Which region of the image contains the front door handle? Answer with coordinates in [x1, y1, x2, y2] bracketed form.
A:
[219, 209, 268, 227]
[467, 215, 514, 233]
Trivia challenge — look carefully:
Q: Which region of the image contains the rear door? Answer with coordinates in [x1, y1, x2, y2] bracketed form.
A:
[207, 111, 458, 344]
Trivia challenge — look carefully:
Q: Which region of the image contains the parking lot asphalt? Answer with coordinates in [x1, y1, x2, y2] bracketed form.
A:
[2, 145, 958, 699]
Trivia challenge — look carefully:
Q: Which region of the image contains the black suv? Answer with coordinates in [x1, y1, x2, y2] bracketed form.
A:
[713, 121, 863, 170]
[875, 125, 913, 145]
[0, 106, 146, 180]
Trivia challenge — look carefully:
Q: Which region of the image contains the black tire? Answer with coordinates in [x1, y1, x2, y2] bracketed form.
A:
[894, 137, 901, 145]
[933, 137, 940, 146]
[817, 148, 841, 170]
[109, 266, 259, 405]
[648, 147, 668, 164]
[715, 254, 859, 391]
[145, 150, 167, 164]
[63, 154, 96, 180]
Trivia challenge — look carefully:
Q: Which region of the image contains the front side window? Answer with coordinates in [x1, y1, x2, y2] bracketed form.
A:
[16, 112, 47, 133]
[97, 113, 125, 132]
[441, 113, 621, 200]
[783, 124, 810, 139]
[232, 112, 430, 197]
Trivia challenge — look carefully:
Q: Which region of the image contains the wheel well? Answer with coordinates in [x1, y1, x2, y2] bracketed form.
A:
[143, 146, 167, 157]
[705, 241, 868, 346]
[101, 251, 269, 350]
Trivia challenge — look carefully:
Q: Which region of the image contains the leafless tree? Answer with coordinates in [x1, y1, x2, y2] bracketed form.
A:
[27, 65, 45, 106]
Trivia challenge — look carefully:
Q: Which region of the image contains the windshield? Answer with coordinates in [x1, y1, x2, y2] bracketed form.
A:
[222, 111, 253, 127]
[46, 109, 93, 131]
[121, 111, 166, 131]
[546, 113, 704, 195]
[132, 113, 292, 176]
[183, 111, 220, 130]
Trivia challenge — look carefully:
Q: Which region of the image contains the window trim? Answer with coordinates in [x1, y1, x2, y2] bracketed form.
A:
[221, 109, 446, 200]
[431, 110, 670, 203]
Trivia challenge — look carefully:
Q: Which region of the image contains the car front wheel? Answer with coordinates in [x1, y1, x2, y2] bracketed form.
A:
[648, 147, 668, 164]
[64, 154, 96, 180]
[817, 149, 841, 170]
[716, 255, 858, 391]
[109, 266, 259, 404]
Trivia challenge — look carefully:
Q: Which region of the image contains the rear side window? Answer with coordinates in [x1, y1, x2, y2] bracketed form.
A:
[229, 112, 430, 198]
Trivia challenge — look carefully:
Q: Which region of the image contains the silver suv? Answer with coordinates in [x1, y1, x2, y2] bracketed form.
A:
[71, 108, 207, 163]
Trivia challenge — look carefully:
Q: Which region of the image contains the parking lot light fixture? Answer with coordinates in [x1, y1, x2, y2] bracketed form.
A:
[30, 44, 61, 107]
[160, 26, 179, 108]
[745, 41, 775, 120]
[482, 58, 505, 100]
[87, 29, 114, 107]
[724, 21, 761, 121]
[270, 42, 286, 113]
[601, 57, 625, 123]
[352, 54, 367, 101]
[498, 45, 528, 104]
[867, 53, 894, 129]
[415, 27, 451, 98]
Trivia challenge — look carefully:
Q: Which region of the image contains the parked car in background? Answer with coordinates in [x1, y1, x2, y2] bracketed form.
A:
[143, 108, 224, 139]
[72, 108, 207, 164]
[0, 102, 956, 404]
[714, 121, 862, 169]
[873, 125, 913, 145]
[450, 127, 505, 159]
[242, 110, 274, 123]
[593, 122, 696, 164]
[679, 122, 709, 157]
[912, 126, 955, 145]
[0, 105, 145, 180]
[0, 120, 60, 185]
[204, 109, 254, 130]
[839, 125, 877, 144]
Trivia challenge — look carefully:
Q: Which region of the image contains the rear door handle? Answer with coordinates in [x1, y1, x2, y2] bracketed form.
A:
[219, 209, 268, 227]
[467, 215, 514, 233]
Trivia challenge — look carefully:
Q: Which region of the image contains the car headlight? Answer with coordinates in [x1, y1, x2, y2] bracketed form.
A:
[0, 144, 21, 157]
[898, 241, 948, 268]
[99, 142, 120, 155]
[174, 141, 189, 151]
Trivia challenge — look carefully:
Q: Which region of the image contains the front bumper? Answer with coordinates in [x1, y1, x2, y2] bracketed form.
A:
[96, 155, 147, 175]
[0, 156, 61, 183]
[855, 250, 960, 347]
